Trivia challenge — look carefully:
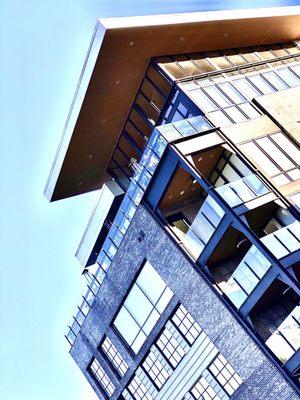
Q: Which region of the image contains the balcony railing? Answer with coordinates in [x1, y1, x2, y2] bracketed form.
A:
[180, 195, 225, 259]
[262, 221, 300, 260]
[214, 220, 300, 310]
[266, 306, 300, 363]
[216, 174, 269, 208]
[177, 174, 269, 261]
[65, 128, 168, 347]
[221, 245, 272, 309]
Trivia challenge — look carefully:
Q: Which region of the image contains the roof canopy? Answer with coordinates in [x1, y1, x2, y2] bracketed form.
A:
[45, 7, 300, 201]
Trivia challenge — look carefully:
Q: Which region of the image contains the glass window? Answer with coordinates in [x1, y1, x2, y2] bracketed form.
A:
[288, 169, 300, 181]
[256, 137, 295, 171]
[209, 110, 232, 126]
[271, 132, 300, 165]
[240, 142, 281, 177]
[171, 111, 184, 122]
[238, 102, 260, 119]
[89, 357, 115, 397]
[188, 116, 212, 132]
[114, 261, 173, 353]
[229, 154, 252, 177]
[222, 163, 241, 182]
[125, 368, 157, 400]
[276, 68, 300, 87]
[224, 106, 247, 123]
[248, 75, 275, 94]
[218, 82, 246, 104]
[262, 71, 289, 90]
[156, 321, 189, 368]
[184, 353, 242, 400]
[142, 346, 172, 389]
[184, 375, 221, 400]
[189, 89, 218, 112]
[226, 245, 271, 308]
[171, 304, 202, 345]
[272, 174, 291, 186]
[115, 308, 140, 346]
[125, 285, 153, 326]
[208, 354, 242, 396]
[173, 119, 197, 137]
[203, 86, 232, 108]
[232, 78, 260, 100]
[291, 64, 300, 77]
[136, 262, 170, 308]
[100, 336, 129, 377]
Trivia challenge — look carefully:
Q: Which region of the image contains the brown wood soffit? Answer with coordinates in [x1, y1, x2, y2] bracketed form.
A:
[47, 12, 300, 201]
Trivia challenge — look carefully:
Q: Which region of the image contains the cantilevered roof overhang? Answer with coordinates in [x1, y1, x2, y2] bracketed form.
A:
[45, 7, 300, 201]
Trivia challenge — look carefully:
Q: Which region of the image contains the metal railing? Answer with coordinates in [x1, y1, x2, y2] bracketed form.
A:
[262, 221, 300, 260]
[266, 306, 300, 363]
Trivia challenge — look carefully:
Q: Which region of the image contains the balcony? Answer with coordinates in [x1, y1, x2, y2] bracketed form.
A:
[174, 194, 225, 260]
[262, 220, 300, 260]
[216, 174, 268, 208]
[207, 220, 300, 311]
[266, 305, 300, 363]
[158, 140, 270, 262]
[223, 244, 272, 308]
[249, 280, 300, 365]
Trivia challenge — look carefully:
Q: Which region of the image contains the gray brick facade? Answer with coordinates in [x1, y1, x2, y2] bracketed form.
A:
[70, 205, 299, 400]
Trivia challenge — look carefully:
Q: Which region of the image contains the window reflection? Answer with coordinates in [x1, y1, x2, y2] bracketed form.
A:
[114, 261, 173, 353]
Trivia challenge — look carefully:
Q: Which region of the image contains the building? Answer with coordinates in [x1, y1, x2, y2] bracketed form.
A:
[46, 7, 300, 400]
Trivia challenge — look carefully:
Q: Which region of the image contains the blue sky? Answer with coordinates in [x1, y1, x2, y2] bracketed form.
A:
[1, 1, 299, 399]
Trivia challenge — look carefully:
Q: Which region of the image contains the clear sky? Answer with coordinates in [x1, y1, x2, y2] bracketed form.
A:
[1, 1, 299, 399]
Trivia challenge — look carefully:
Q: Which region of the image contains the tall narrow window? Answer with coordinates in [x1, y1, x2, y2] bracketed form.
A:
[156, 321, 189, 368]
[208, 354, 243, 396]
[171, 304, 202, 345]
[124, 367, 157, 400]
[100, 336, 129, 377]
[142, 346, 173, 389]
[89, 357, 115, 397]
[114, 261, 173, 353]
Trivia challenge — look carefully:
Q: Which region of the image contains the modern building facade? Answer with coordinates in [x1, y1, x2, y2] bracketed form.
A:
[46, 8, 300, 400]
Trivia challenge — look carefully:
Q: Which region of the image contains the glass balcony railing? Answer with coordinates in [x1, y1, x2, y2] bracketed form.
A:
[222, 245, 272, 309]
[66, 268, 105, 346]
[66, 129, 168, 347]
[216, 174, 269, 208]
[266, 306, 300, 363]
[180, 195, 225, 259]
[261, 221, 300, 260]
[214, 220, 299, 310]
[157, 115, 212, 141]
[175, 174, 269, 261]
